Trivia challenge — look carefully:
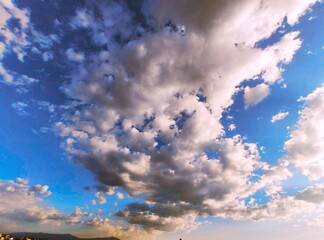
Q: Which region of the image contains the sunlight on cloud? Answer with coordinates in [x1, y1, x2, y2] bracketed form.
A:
[1, 0, 323, 238]
[55, 0, 320, 233]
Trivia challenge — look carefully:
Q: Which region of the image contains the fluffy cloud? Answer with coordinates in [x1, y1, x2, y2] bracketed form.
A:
[244, 83, 270, 107]
[57, 0, 318, 232]
[11, 101, 29, 116]
[228, 124, 236, 131]
[296, 184, 324, 204]
[283, 86, 324, 180]
[0, 179, 72, 225]
[94, 191, 107, 205]
[271, 111, 289, 123]
[0, 0, 30, 61]
[0, 178, 135, 233]
[29, 184, 52, 197]
[116, 192, 125, 200]
[66, 48, 85, 62]
[0, 1, 40, 88]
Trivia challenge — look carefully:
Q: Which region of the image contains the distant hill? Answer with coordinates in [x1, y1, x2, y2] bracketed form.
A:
[10, 232, 119, 240]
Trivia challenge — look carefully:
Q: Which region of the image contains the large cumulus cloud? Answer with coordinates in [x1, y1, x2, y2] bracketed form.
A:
[56, 0, 320, 232]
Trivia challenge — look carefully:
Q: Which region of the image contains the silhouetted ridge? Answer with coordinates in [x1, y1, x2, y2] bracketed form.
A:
[9, 232, 119, 240]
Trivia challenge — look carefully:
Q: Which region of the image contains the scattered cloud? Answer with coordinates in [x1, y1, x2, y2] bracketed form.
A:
[95, 192, 107, 205]
[271, 111, 289, 123]
[0, 179, 75, 225]
[116, 192, 124, 200]
[0, 0, 30, 61]
[1, 0, 321, 236]
[11, 101, 29, 116]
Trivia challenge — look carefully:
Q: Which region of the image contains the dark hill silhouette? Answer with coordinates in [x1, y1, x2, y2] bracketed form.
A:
[10, 232, 119, 240]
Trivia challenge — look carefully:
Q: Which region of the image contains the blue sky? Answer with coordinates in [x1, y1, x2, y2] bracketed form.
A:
[0, 1, 324, 240]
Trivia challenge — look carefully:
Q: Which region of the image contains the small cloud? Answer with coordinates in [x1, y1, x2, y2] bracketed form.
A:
[16, 178, 28, 185]
[271, 111, 289, 123]
[95, 191, 107, 204]
[228, 124, 236, 131]
[11, 101, 29, 116]
[244, 83, 270, 108]
[29, 184, 52, 197]
[308, 16, 316, 21]
[66, 48, 85, 62]
[42, 51, 54, 62]
[116, 192, 125, 199]
[306, 50, 315, 55]
[36, 100, 56, 112]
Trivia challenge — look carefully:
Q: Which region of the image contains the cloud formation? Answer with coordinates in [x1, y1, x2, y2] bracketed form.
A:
[283, 86, 324, 180]
[0, 178, 146, 237]
[53, 0, 320, 233]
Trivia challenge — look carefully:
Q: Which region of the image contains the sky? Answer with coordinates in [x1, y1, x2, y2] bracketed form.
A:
[0, 0, 324, 239]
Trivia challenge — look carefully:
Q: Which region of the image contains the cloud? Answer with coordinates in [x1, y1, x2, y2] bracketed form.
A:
[244, 83, 270, 107]
[29, 184, 52, 197]
[116, 192, 124, 200]
[0, 1, 56, 88]
[0, 0, 30, 61]
[0, 178, 136, 234]
[11, 102, 29, 116]
[56, 0, 318, 232]
[271, 111, 289, 123]
[0, 179, 69, 225]
[228, 124, 236, 131]
[66, 48, 85, 62]
[283, 86, 324, 180]
[296, 184, 324, 204]
[95, 192, 107, 205]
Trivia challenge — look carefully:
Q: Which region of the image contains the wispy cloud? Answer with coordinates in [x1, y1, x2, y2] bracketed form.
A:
[271, 111, 289, 123]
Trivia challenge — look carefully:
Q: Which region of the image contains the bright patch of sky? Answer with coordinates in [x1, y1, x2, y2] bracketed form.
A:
[0, 1, 324, 239]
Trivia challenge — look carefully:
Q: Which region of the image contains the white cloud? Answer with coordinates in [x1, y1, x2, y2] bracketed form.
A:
[244, 83, 270, 107]
[29, 184, 52, 197]
[66, 48, 85, 62]
[0, 178, 136, 234]
[228, 124, 236, 131]
[95, 192, 107, 204]
[296, 184, 324, 204]
[116, 192, 124, 200]
[0, 179, 68, 225]
[283, 86, 324, 180]
[0, 0, 30, 61]
[57, 0, 318, 232]
[271, 111, 289, 123]
[11, 101, 29, 116]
